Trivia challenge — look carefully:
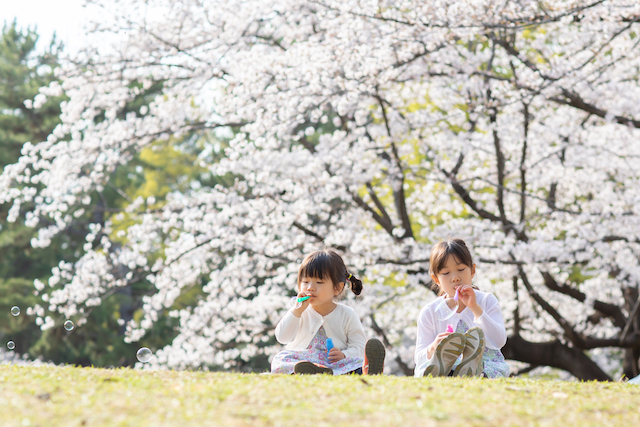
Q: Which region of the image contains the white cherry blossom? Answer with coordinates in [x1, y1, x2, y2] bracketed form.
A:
[2, 0, 640, 378]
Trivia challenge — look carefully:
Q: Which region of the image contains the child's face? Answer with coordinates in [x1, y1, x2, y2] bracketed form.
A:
[298, 275, 341, 305]
[431, 255, 475, 298]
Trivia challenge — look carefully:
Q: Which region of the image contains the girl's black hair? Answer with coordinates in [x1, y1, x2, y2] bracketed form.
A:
[297, 249, 363, 296]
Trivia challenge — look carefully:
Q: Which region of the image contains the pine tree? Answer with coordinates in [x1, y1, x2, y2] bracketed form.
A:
[0, 21, 67, 356]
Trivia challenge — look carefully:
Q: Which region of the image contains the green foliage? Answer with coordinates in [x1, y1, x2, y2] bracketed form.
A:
[0, 21, 72, 360]
[0, 21, 62, 167]
[1, 366, 639, 426]
[0, 22, 221, 367]
[0, 22, 178, 367]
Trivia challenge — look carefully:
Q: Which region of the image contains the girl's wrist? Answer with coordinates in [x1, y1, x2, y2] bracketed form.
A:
[470, 305, 483, 318]
[426, 344, 435, 359]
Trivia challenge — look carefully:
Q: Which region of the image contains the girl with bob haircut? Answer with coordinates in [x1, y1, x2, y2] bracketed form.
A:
[414, 238, 510, 378]
[271, 249, 385, 375]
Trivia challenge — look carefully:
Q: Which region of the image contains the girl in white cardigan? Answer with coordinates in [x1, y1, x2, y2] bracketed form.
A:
[414, 238, 510, 378]
[271, 249, 385, 375]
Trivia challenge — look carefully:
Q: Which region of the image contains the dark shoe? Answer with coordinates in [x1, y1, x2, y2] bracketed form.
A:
[294, 361, 333, 375]
[363, 338, 385, 375]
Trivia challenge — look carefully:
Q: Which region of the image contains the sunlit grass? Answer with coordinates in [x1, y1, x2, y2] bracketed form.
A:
[1, 365, 639, 426]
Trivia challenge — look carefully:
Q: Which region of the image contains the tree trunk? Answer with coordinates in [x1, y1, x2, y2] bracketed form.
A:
[503, 335, 612, 381]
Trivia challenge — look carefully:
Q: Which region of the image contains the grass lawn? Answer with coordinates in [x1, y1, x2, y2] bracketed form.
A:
[1, 365, 639, 426]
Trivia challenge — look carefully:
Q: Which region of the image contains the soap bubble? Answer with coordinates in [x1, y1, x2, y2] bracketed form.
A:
[7, 341, 15, 350]
[11, 306, 20, 316]
[435, 288, 461, 321]
[136, 347, 152, 363]
[63, 320, 75, 331]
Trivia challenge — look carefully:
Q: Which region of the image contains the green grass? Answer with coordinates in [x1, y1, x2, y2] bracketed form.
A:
[1, 365, 639, 426]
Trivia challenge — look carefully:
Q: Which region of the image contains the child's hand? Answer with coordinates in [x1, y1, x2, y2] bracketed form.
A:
[328, 347, 345, 363]
[427, 332, 452, 360]
[291, 291, 311, 317]
[457, 285, 477, 309]
[457, 285, 483, 318]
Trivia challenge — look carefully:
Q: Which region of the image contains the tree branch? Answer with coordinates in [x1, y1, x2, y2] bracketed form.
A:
[349, 191, 395, 238]
[443, 165, 528, 241]
[540, 271, 626, 328]
[512, 276, 521, 335]
[443, 169, 501, 223]
[521, 267, 637, 349]
[503, 335, 612, 381]
[520, 102, 529, 223]
[549, 89, 640, 128]
[518, 265, 584, 345]
[510, 363, 539, 377]
[490, 104, 508, 224]
[366, 183, 393, 232]
[369, 313, 413, 376]
[292, 221, 324, 242]
[296, 129, 398, 241]
[374, 91, 413, 239]
[620, 296, 640, 343]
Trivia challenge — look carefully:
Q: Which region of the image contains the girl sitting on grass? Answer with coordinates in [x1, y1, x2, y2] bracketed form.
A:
[271, 249, 385, 375]
[415, 238, 510, 378]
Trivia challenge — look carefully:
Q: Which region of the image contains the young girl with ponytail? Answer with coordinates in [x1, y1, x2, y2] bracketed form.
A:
[271, 249, 385, 375]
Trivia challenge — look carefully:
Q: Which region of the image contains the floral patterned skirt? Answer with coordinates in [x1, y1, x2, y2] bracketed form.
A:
[271, 326, 363, 375]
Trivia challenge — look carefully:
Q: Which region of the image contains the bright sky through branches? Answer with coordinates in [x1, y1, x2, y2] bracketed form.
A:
[0, 0, 89, 53]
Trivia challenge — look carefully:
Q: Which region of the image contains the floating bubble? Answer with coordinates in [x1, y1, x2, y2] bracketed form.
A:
[11, 306, 20, 316]
[435, 288, 460, 321]
[63, 320, 75, 331]
[7, 341, 15, 350]
[290, 295, 311, 309]
[136, 347, 152, 363]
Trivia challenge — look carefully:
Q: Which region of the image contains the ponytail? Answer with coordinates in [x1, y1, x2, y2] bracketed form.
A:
[346, 272, 363, 296]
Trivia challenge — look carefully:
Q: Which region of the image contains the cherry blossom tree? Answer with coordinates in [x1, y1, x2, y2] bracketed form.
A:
[3, 0, 640, 379]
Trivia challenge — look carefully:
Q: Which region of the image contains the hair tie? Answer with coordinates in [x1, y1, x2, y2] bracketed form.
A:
[347, 274, 352, 281]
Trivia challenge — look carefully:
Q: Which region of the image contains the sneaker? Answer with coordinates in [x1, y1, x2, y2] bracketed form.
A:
[422, 333, 466, 377]
[293, 361, 333, 375]
[363, 338, 385, 375]
[452, 327, 485, 377]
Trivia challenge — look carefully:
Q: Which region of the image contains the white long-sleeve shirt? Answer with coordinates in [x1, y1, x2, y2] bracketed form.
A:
[414, 290, 507, 368]
[275, 303, 366, 360]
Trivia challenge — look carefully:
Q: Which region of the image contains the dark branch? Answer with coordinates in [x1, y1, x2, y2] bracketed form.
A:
[490, 104, 508, 223]
[549, 90, 640, 128]
[518, 265, 583, 345]
[512, 276, 521, 335]
[366, 183, 393, 232]
[369, 314, 413, 376]
[349, 191, 395, 237]
[444, 166, 528, 242]
[602, 235, 640, 244]
[620, 296, 640, 342]
[443, 169, 501, 223]
[540, 271, 626, 328]
[520, 102, 529, 223]
[478, 258, 525, 265]
[374, 92, 414, 239]
[510, 363, 540, 377]
[503, 335, 612, 381]
[292, 221, 324, 242]
[521, 267, 636, 349]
